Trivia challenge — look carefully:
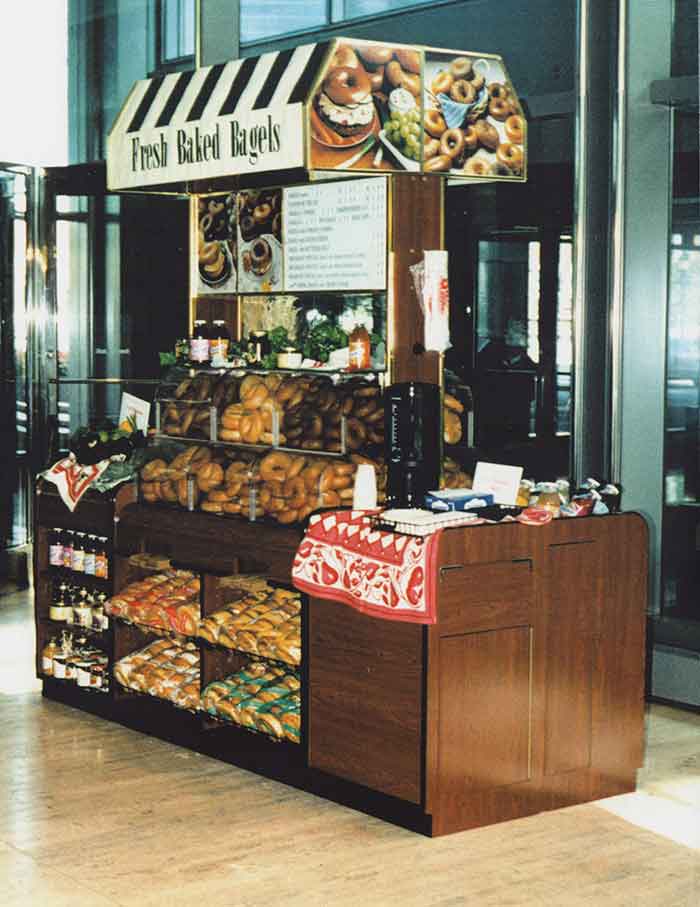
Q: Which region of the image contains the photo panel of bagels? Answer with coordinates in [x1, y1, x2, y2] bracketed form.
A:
[309, 40, 424, 173]
[237, 187, 284, 293]
[196, 193, 238, 294]
[423, 50, 526, 179]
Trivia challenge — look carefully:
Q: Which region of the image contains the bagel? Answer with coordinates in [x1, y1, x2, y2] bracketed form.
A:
[367, 66, 385, 92]
[488, 82, 511, 99]
[253, 202, 272, 224]
[222, 501, 242, 514]
[354, 43, 394, 66]
[331, 43, 360, 70]
[345, 417, 367, 450]
[385, 60, 420, 96]
[489, 97, 510, 121]
[218, 428, 242, 442]
[444, 410, 463, 445]
[324, 65, 372, 106]
[464, 157, 489, 176]
[505, 114, 524, 144]
[283, 476, 307, 509]
[464, 125, 478, 152]
[424, 137, 440, 159]
[141, 458, 168, 481]
[440, 127, 465, 160]
[201, 500, 224, 513]
[277, 508, 300, 525]
[196, 462, 224, 492]
[431, 71, 453, 95]
[423, 107, 447, 139]
[240, 411, 263, 444]
[395, 48, 420, 73]
[449, 57, 473, 80]
[450, 79, 476, 104]
[240, 375, 264, 401]
[474, 119, 499, 151]
[444, 392, 465, 414]
[425, 153, 452, 172]
[319, 490, 341, 508]
[496, 142, 524, 173]
[260, 451, 293, 483]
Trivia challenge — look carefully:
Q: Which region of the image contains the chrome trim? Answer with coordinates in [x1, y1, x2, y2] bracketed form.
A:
[609, 0, 628, 483]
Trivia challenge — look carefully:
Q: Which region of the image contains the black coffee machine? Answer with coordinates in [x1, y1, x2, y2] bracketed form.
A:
[384, 381, 441, 508]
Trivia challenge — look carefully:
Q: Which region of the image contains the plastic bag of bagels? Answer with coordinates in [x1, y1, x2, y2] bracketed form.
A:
[256, 451, 356, 525]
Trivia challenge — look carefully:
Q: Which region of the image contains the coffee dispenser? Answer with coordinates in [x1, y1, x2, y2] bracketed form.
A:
[384, 382, 441, 508]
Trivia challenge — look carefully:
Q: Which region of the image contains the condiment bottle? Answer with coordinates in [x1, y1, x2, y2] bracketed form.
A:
[210, 320, 230, 363]
[94, 537, 109, 579]
[49, 528, 64, 567]
[49, 584, 72, 622]
[62, 530, 74, 569]
[71, 532, 86, 573]
[97, 593, 110, 630]
[83, 535, 96, 576]
[41, 638, 59, 676]
[348, 324, 371, 371]
[190, 320, 211, 364]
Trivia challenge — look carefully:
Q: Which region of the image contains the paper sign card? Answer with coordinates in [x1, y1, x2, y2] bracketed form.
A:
[472, 461, 523, 505]
[119, 393, 151, 435]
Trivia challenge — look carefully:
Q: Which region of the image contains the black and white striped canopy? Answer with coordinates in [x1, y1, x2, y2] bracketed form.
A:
[107, 42, 329, 190]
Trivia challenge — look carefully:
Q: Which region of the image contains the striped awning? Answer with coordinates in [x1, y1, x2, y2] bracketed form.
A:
[107, 42, 330, 191]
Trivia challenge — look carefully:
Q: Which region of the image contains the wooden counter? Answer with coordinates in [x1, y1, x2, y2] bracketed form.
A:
[35, 493, 647, 836]
[308, 512, 648, 835]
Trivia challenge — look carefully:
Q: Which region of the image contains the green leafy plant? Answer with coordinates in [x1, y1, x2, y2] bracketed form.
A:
[302, 321, 348, 363]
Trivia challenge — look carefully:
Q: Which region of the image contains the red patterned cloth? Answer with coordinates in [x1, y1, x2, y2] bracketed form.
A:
[41, 455, 110, 512]
[292, 510, 442, 624]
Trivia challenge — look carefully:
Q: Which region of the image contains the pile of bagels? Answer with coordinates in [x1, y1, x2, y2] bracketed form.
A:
[139, 444, 388, 525]
[424, 55, 525, 177]
[160, 370, 385, 454]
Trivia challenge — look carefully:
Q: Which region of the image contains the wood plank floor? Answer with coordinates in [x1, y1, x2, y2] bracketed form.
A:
[1, 584, 698, 906]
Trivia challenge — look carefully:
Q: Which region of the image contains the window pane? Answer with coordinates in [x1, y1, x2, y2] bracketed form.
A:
[342, 0, 430, 17]
[162, 0, 195, 61]
[240, 0, 327, 44]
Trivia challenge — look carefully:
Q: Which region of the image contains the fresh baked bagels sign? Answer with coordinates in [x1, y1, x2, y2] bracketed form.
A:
[107, 48, 315, 190]
[107, 40, 527, 189]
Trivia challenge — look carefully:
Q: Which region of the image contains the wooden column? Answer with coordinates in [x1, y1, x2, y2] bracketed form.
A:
[389, 174, 443, 385]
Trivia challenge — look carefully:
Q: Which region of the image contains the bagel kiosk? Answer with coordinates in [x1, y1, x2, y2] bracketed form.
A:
[33, 38, 647, 838]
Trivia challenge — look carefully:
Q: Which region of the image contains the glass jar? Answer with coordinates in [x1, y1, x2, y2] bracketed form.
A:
[41, 638, 59, 676]
[536, 482, 561, 517]
[248, 330, 269, 364]
[49, 528, 64, 567]
[210, 320, 230, 363]
[52, 654, 67, 679]
[348, 324, 371, 371]
[190, 320, 210, 364]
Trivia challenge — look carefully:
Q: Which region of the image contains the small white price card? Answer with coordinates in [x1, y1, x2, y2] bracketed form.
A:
[472, 461, 524, 505]
[283, 177, 387, 291]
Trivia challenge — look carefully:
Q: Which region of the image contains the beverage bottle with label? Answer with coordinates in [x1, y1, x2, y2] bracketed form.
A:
[83, 535, 96, 576]
[95, 537, 109, 579]
[49, 528, 64, 567]
[71, 532, 86, 573]
[190, 320, 211, 365]
[41, 638, 59, 676]
[62, 530, 74, 569]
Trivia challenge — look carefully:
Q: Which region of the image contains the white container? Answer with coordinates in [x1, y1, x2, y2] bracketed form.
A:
[353, 464, 377, 510]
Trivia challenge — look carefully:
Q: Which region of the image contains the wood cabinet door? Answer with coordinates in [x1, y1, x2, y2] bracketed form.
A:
[307, 598, 424, 804]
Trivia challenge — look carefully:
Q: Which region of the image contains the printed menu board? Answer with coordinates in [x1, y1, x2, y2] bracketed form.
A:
[283, 177, 387, 291]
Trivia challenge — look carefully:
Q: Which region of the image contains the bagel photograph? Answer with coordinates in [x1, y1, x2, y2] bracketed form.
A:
[196, 192, 237, 294]
[422, 50, 526, 180]
[236, 187, 284, 292]
[309, 39, 424, 172]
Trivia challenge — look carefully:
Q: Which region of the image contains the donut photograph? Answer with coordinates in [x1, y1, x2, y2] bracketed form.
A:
[236, 187, 283, 292]
[196, 192, 237, 294]
[309, 39, 424, 172]
[422, 50, 526, 180]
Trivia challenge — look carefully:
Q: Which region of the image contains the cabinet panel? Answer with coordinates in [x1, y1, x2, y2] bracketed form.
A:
[308, 598, 423, 804]
[438, 626, 532, 793]
[439, 559, 533, 634]
[543, 540, 601, 776]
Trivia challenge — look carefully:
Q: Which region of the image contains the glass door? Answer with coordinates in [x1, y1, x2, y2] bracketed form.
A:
[472, 229, 573, 478]
[0, 165, 34, 559]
